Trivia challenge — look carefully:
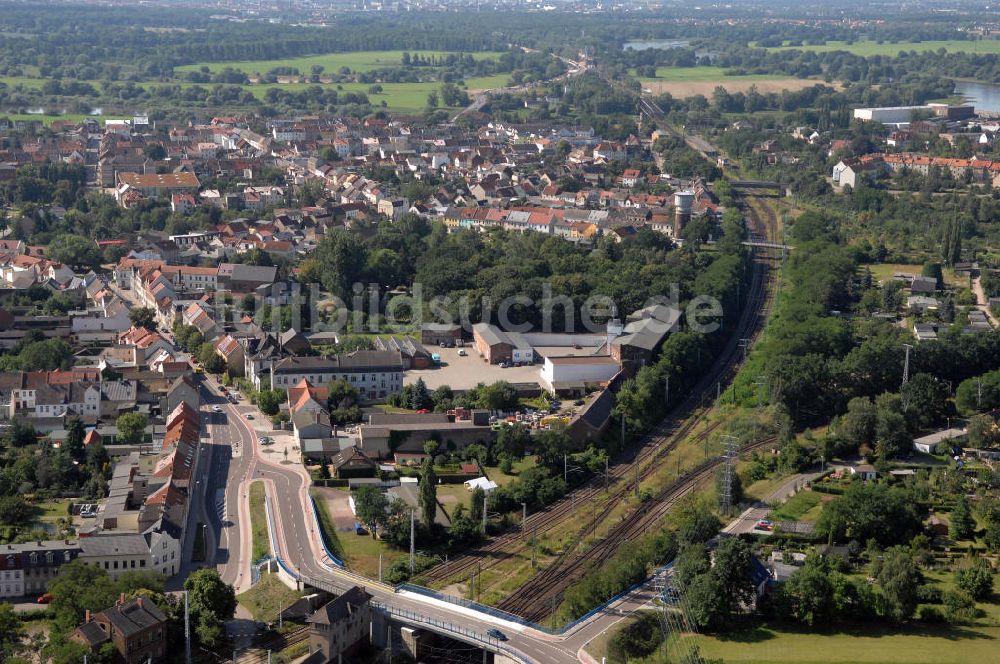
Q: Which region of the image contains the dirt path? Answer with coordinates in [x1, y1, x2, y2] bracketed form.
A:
[972, 275, 999, 327]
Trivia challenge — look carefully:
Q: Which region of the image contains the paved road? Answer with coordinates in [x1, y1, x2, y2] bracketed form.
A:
[724, 468, 826, 536]
[200, 378, 763, 663]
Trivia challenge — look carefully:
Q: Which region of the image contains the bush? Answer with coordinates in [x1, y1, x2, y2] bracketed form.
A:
[943, 589, 977, 623]
[916, 605, 946, 623]
[955, 558, 994, 600]
[606, 612, 663, 663]
[916, 584, 942, 604]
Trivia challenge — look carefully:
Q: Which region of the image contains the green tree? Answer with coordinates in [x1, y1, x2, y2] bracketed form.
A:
[950, 494, 976, 540]
[256, 389, 285, 416]
[674, 543, 710, 592]
[18, 338, 73, 371]
[0, 495, 31, 525]
[712, 537, 755, 618]
[48, 234, 101, 269]
[955, 557, 994, 600]
[475, 381, 519, 411]
[129, 307, 157, 330]
[840, 396, 877, 449]
[0, 603, 25, 661]
[901, 373, 949, 428]
[967, 413, 1000, 448]
[116, 412, 148, 445]
[875, 546, 921, 622]
[470, 485, 485, 525]
[419, 459, 438, 529]
[410, 377, 431, 410]
[875, 392, 910, 459]
[784, 557, 835, 626]
[684, 572, 726, 632]
[354, 486, 389, 538]
[47, 560, 119, 631]
[817, 482, 922, 546]
[198, 342, 226, 374]
[65, 416, 85, 464]
[185, 569, 236, 648]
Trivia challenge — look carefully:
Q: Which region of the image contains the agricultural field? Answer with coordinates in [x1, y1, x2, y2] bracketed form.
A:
[761, 39, 1000, 56]
[175, 50, 505, 76]
[635, 66, 826, 97]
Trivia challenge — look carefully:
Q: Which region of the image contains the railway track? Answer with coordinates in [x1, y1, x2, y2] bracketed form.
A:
[420, 198, 780, 595]
[494, 198, 781, 620]
[496, 436, 777, 622]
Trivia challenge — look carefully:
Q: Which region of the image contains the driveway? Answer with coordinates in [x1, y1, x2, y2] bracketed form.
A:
[723, 468, 826, 535]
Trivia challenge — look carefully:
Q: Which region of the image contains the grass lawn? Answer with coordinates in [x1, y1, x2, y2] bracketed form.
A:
[237, 574, 303, 623]
[175, 50, 504, 75]
[30, 498, 74, 519]
[769, 489, 823, 522]
[249, 481, 271, 562]
[868, 263, 924, 284]
[744, 477, 784, 503]
[693, 620, 1000, 664]
[760, 39, 1000, 56]
[693, 567, 1000, 664]
[338, 529, 407, 579]
[868, 263, 964, 289]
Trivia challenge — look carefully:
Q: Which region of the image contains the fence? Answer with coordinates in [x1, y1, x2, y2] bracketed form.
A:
[308, 495, 346, 568]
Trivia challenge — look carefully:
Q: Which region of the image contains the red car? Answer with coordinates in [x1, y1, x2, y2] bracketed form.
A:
[37, 592, 53, 604]
[416, 408, 430, 414]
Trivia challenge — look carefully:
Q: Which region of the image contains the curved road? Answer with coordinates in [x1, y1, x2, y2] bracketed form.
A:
[189, 376, 649, 663]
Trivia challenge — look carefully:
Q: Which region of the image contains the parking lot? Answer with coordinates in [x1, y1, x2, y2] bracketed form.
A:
[404, 345, 543, 390]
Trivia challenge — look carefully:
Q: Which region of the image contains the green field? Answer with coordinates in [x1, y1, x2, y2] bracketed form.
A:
[761, 39, 1000, 56]
[248, 74, 510, 112]
[176, 50, 504, 76]
[769, 489, 823, 522]
[0, 76, 47, 90]
[249, 481, 271, 562]
[0, 50, 514, 115]
[635, 66, 796, 82]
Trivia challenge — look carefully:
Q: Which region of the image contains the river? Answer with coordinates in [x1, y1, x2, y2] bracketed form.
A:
[623, 39, 690, 51]
[954, 80, 1000, 113]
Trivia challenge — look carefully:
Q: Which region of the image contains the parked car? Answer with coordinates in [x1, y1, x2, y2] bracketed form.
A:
[212, 405, 222, 413]
[246, 414, 254, 420]
[37, 593, 53, 604]
[457, 348, 467, 356]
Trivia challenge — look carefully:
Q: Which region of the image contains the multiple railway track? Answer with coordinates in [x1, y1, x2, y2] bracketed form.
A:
[420, 198, 781, 613]
[494, 197, 781, 621]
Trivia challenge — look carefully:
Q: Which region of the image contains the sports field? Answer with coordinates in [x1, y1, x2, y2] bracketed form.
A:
[761, 39, 1000, 56]
[175, 49, 505, 76]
